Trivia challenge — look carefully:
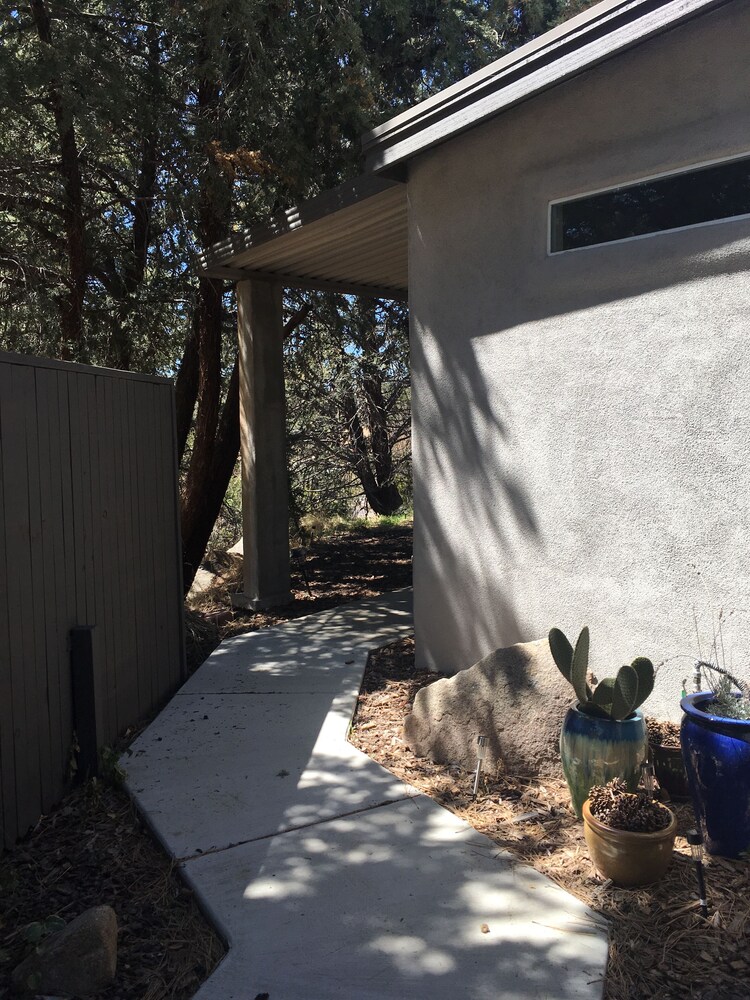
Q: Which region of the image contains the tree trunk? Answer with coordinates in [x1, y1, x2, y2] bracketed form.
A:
[180, 274, 225, 575]
[362, 368, 402, 511]
[177, 34, 236, 588]
[174, 319, 200, 462]
[342, 388, 402, 515]
[31, 0, 87, 354]
[181, 358, 240, 592]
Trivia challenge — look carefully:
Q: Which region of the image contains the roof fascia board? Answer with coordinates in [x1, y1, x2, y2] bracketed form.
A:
[362, 0, 731, 173]
[201, 264, 407, 302]
[198, 175, 403, 272]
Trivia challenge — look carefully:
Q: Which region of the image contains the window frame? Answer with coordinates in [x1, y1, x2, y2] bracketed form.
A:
[547, 150, 750, 256]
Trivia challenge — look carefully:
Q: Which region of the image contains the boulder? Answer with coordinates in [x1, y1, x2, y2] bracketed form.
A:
[13, 905, 117, 996]
[403, 638, 570, 778]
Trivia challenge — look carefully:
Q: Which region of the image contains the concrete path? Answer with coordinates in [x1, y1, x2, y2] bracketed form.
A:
[123, 591, 608, 999]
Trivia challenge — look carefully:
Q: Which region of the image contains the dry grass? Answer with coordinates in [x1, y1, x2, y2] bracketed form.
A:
[350, 637, 750, 1000]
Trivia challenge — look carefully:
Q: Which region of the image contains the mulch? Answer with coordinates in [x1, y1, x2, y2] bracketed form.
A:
[0, 780, 224, 999]
[350, 637, 750, 1000]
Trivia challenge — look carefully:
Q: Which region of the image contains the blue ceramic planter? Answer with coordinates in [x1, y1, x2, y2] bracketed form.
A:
[560, 705, 648, 819]
[681, 692, 750, 857]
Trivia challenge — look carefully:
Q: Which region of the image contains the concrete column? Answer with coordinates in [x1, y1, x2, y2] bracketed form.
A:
[232, 279, 291, 610]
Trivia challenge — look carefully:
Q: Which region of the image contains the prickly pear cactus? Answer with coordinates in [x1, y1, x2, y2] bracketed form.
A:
[548, 626, 654, 721]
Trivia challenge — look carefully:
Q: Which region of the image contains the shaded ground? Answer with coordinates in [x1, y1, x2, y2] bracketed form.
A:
[1, 524, 412, 1000]
[186, 523, 413, 671]
[0, 781, 224, 999]
[350, 637, 750, 1000]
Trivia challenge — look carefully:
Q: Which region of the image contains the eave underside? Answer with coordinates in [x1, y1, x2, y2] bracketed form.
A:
[198, 176, 408, 300]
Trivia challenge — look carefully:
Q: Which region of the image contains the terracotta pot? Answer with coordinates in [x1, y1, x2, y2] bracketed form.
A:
[582, 799, 677, 886]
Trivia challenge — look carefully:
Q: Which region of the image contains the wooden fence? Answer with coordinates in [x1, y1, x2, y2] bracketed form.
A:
[0, 352, 185, 849]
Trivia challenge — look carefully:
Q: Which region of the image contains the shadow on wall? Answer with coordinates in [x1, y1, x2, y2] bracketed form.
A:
[413, 322, 541, 675]
[411, 213, 750, 681]
[476, 221, 750, 344]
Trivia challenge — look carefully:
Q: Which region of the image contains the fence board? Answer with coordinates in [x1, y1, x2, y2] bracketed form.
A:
[112, 376, 139, 728]
[156, 388, 182, 693]
[2, 364, 42, 837]
[146, 384, 169, 706]
[136, 385, 157, 714]
[127, 378, 149, 721]
[34, 369, 67, 805]
[0, 353, 183, 849]
[94, 375, 117, 742]
[101, 376, 122, 734]
[26, 369, 57, 811]
[0, 368, 17, 846]
[55, 372, 76, 763]
[68, 372, 91, 628]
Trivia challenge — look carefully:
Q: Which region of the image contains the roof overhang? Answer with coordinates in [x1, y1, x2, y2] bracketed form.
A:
[201, 0, 730, 296]
[198, 175, 407, 300]
[363, 0, 732, 174]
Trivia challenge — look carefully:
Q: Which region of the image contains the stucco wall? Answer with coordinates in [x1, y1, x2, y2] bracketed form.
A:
[408, 1, 750, 720]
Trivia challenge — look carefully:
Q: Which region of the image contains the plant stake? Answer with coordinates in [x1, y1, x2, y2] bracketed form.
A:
[641, 761, 655, 800]
[686, 829, 709, 918]
[473, 735, 488, 797]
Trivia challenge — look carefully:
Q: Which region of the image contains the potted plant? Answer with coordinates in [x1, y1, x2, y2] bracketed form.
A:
[647, 718, 689, 801]
[582, 778, 677, 886]
[549, 626, 654, 818]
[681, 659, 750, 857]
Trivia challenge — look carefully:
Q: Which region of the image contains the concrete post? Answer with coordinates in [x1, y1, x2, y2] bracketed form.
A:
[232, 279, 291, 610]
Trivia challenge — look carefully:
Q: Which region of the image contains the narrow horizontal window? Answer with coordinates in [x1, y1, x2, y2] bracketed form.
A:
[550, 155, 750, 253]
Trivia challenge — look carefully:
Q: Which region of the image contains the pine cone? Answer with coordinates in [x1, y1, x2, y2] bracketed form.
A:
[588, 779, 671, 832]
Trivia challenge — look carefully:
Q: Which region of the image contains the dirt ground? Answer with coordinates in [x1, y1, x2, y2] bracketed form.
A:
[350, 637, 750, 1000]
[0, 524, 413, 1000]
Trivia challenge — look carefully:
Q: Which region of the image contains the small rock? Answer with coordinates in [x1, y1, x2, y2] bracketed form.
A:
[12, 905, 117, 996]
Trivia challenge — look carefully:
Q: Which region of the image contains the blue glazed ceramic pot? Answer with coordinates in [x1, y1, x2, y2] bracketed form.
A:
[680, 692, 750, 857]
[560, 705, 648, 819]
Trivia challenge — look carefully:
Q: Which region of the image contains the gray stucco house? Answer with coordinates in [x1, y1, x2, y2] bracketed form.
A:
[201, 0, 750, 719]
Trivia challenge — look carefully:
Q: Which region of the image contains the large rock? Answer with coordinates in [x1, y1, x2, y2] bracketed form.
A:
[12, 905, 117, 996]
[403, 638, 571, 778]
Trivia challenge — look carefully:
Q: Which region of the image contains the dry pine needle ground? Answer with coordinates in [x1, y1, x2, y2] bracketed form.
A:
[0, 780, 225, 999]
[350, 637, 750, 1000]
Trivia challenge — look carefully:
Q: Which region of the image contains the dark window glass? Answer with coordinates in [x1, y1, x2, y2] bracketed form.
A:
[550, 157, 750, 252]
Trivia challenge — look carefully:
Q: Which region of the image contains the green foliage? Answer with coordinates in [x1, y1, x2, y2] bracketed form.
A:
[99, 745, 127, 787]
[285, 295, 411, 519]
[204, 464, 243, 559]
[293, 510, 413, 545]
[706, 674, 750, 721]
[0, 0, 601, 554]
[549, 626, 655, 721]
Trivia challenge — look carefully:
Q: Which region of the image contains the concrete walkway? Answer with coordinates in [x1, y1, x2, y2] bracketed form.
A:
[123, 591, 608, 999]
